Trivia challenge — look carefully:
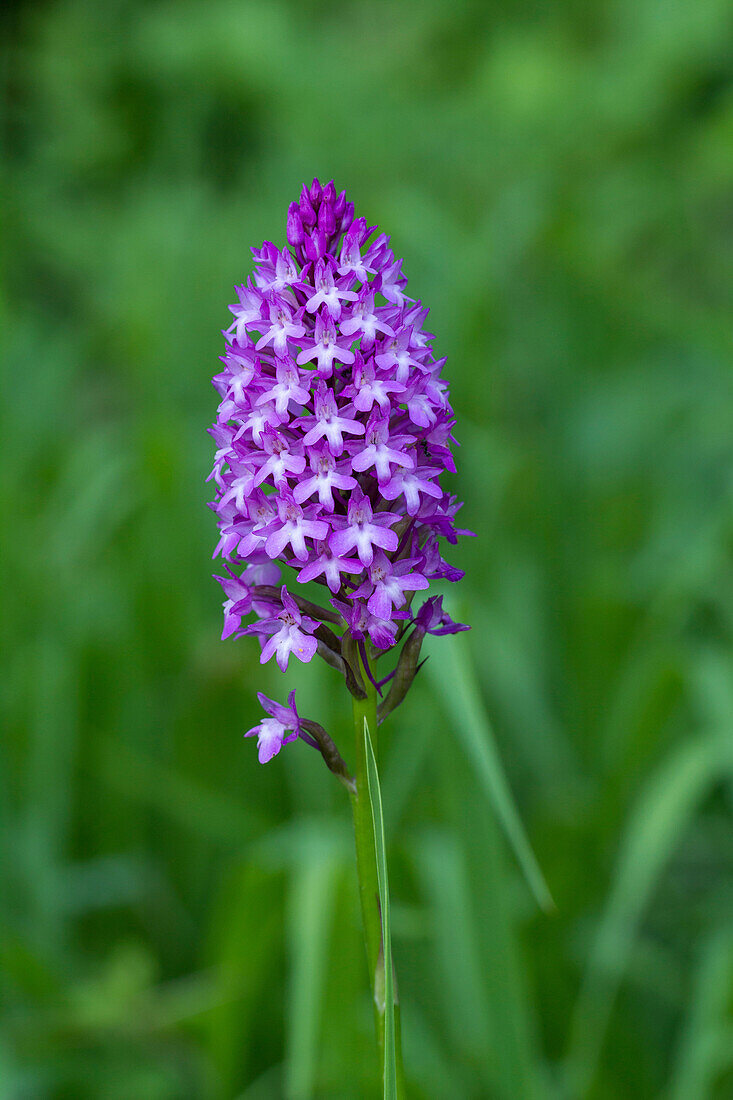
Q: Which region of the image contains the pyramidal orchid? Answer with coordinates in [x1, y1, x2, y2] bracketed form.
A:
[208, 179, 470, 1094]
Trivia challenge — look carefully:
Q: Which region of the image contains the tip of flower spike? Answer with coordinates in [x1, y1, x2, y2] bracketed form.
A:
[309, 178, 322, 204]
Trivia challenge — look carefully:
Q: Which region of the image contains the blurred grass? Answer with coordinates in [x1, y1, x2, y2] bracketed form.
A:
[2, 0, 733, 1096]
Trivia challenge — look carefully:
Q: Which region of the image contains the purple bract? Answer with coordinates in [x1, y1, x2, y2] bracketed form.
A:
[209, 179, 470, 761]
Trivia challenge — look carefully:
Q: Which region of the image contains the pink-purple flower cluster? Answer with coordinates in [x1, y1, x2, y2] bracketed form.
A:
[209, 179, 469, 765]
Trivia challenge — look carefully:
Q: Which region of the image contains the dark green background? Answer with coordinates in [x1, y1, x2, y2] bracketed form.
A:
[3, 0, 733, 1096]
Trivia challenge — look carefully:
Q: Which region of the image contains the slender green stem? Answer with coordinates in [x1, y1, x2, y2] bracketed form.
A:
[349, 657, 406, 1097]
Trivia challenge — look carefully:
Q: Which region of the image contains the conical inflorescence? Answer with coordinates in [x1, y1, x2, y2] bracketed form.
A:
[209, 179, 469, 763]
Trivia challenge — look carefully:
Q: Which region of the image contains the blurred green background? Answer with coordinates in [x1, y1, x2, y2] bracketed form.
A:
[3, 0, 733, 1096]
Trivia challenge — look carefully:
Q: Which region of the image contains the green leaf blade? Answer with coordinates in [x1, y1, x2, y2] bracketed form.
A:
[427, 633, 554, 913]
[364, 718, 397, 1100]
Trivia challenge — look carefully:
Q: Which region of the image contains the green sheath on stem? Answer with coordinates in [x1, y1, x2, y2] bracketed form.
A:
[349, 656, 406, 1098]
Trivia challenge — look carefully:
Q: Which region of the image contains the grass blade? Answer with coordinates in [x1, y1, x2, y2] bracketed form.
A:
[285, 850, 338, 1100]
[427, 632, 554, 913]
[364, 718, 397, 1100]
[668, 927, 733, 1100]
[567, 734, 730, 1095]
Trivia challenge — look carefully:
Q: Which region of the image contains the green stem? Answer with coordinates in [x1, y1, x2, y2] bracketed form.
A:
[349, 657, 406, 1097]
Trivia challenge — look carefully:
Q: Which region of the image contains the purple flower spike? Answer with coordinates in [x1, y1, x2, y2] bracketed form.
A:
[208, 179, 470, 759]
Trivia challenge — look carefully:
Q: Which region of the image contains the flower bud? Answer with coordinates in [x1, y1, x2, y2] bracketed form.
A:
[339, 202, 355, 234]
[303, 232, 319, 263]
[318, 199, 336, 237]
[286, 202, 304, 247]
[309, 228, 327, 260]
[309, 177, 322, 205]
[299, 185, 317, 227]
